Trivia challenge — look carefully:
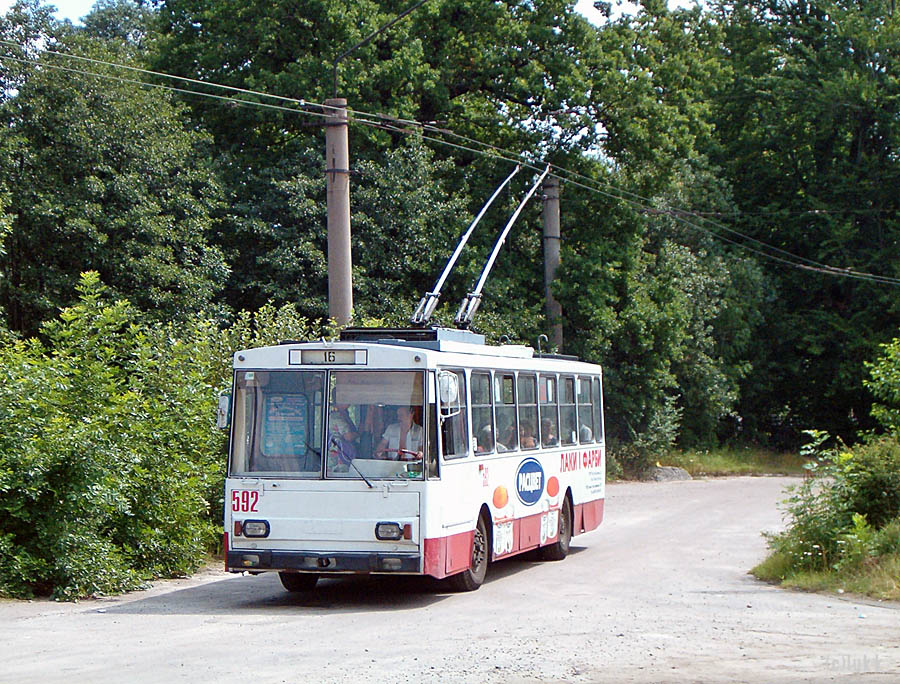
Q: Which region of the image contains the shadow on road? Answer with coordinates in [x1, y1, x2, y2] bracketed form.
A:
[101, 546, 589, 616]
[483, 544, 589, 584]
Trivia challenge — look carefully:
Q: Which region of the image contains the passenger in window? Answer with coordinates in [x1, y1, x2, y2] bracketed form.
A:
[477, 425, 495, 453]
[376, 406, 424, 460]
[579, 424, 594, 442]
[541, 418, 558, 446]
[520, 422, 537, 449]
[498, 423, 517, 451]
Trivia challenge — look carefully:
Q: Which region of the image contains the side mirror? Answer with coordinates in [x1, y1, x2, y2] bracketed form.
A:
[438, 371, 461, 419]
[216, 391, 232, 430]
[438, 371, 459, 404]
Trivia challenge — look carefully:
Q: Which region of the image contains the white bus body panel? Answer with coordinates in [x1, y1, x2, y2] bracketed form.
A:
[225, 339, 604, 579]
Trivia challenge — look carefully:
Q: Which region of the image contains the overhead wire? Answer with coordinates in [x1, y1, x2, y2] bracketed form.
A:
[0, 53, 333, 119]
[365, 116, 900, 285]
[0, 38, 330, 111]
[3, 43, 900, 287]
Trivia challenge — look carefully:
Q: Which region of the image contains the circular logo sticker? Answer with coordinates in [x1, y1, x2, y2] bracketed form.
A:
[515, 458, 545, 506]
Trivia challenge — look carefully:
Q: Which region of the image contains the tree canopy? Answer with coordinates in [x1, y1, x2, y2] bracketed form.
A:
[6, 0, 900, 597]
[2, 0, 900, 449]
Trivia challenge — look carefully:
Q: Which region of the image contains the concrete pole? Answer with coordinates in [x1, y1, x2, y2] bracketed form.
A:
[542, 176, 563, 350]
[325, 98, 353, 325]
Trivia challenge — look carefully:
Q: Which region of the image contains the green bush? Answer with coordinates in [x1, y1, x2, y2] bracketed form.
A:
[605, 447, 624, 480]
[765, 435, 900, 574]
[608, 396, 682, 477]
[839, 440, 900, 529]
[0, 272, 329, 599]
[873, 518, 900, 557]
[866, 337, 900, 436]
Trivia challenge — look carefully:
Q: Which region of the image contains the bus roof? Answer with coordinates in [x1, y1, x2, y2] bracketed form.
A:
[236, 328, 602, 374]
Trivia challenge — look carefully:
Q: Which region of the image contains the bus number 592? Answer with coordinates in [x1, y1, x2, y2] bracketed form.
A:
[232, 490, 259, 513]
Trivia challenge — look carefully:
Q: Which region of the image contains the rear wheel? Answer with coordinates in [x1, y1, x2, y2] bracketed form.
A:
[446, 515, 489, 592]
[278, 572, 319, 592]
[540, 497, 572, 561]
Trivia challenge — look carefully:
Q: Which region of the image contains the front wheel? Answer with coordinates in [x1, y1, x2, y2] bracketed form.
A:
[279, 572, 319, 592]
[540, 497, 572, 561]
[445, 515, 489, 592]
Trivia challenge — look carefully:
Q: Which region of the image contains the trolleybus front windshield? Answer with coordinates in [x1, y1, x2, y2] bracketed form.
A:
[229, 369, 427, 480]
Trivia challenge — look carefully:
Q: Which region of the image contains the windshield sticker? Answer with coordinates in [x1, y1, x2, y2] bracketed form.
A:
[262, 394, 308, 456]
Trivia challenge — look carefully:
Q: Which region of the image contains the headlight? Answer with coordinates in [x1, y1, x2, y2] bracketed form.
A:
[375, 522, 402, 540]
[242, 520, 270, 537]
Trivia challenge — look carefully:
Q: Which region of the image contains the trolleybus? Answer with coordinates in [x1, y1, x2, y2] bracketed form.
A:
[223, 326, 605, 592]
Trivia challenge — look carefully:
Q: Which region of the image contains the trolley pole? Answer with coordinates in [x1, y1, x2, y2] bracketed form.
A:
[325, 97, 353, 325]
[542, 176, 563, 350]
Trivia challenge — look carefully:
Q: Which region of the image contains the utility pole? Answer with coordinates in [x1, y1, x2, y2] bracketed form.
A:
[325, 98, 352, 325]
[542, 176, 563, 350]
[326, 0, 429, 326]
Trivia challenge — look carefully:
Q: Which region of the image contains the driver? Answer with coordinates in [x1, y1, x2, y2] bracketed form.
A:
[375, 406, 424, 460]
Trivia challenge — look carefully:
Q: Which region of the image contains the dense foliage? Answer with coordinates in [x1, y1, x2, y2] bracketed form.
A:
[756, 336, 900, 593]
[757, 435, 900, 587]
[866, 337, 900, 437]
[0, 7, 227, 336]
[704, 0, 900, 443]
[0, 274, 220, 597]
[2, 0, 900, 594]
[0, 273, 328, 598]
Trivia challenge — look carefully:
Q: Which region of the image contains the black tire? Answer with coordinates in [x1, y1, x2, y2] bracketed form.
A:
[278, 572, 319, 592]
[540, 496, 572, 561]
[446, 515, 489, 592]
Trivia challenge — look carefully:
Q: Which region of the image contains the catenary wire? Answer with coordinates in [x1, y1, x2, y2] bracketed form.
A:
[9, 41, 896, 226]
[3, 48, 900, 287]
[367, 120, 900, 285]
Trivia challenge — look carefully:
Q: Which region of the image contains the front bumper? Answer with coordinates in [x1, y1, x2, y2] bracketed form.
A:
[226, 549, 420, 574]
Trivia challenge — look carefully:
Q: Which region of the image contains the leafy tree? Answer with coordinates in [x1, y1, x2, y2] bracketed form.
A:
[0, 187, 10, 297]
[584, 3, 726, 191]
[80, 0, 155, 45]
[148, 0, 610, 317]
[0, 271, 332, 599]
[0, 273, 222, 598]
[704, 0, 900, 442]
[865, 336, 900, 436]
[0, 4, 227, 335]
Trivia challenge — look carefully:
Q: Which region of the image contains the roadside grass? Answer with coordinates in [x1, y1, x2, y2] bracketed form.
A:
[663, 447, 807, 477]
[753, 552, 900, 602]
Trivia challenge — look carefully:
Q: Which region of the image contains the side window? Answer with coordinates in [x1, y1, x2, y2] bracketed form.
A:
[578, 376, 595, 443]
[440, 370, 469, 459]
[560, 376, 577, 446]
[539, 374, 560, 447]
[495, 373, 518, 451]
[517, 374, 538, 450]
[592, 376, 605, 443]
[472, 372, 494, 455]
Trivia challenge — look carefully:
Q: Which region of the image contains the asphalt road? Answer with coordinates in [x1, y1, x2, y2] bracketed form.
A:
[2, 477, 898, 683]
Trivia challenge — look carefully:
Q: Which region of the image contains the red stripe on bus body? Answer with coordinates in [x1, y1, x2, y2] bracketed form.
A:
[423, 530, 473, 579]
[575, 498, 604, 533]
[423, 498, 604, 577]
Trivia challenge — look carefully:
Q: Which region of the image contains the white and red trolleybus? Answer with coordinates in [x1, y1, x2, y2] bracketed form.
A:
[223, 326, 605, 592]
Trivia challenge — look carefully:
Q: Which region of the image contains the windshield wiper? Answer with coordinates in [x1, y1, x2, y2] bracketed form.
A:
[330, 436, 373, 488]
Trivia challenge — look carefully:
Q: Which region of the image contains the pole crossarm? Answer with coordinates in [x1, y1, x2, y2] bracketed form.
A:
[455, 164, 551, 329]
